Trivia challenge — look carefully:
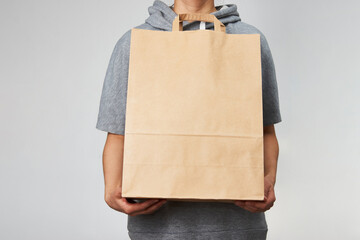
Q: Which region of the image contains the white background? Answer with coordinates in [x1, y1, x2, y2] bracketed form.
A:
[0, 0, 359, 239]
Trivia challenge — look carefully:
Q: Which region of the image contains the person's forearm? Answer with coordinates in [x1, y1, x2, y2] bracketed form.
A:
[263, 125, 279, 186]
[103, 134, 125, 198]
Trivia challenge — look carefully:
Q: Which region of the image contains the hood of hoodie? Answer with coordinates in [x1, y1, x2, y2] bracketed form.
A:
[145, 0, 241, 31]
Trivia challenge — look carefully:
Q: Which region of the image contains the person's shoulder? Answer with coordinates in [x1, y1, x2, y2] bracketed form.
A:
[226, 21, 271, 43]
[113, 23, 157, 50]
[112, 29, 131, 52]
[226, 21, 273, 51]
[226, 21, 264, 35]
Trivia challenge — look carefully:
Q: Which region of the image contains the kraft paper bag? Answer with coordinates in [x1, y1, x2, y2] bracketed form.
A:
[122, 13, 264, 203]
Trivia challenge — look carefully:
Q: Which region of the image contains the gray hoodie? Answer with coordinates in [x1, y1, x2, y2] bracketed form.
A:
[96, 1, 281, 239]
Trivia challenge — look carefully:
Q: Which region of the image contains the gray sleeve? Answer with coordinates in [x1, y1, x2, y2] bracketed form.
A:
[260, 33, 282, 126]
[95, 30, 131, 135]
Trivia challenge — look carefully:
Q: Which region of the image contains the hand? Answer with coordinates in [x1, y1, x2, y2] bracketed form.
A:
[105, 186, 167, 216]
[233, 175, 276, 213]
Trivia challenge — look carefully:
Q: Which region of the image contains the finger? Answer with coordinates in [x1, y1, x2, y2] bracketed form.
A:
[264, 183, 272, 197]
[234, 201, 261, 213]
[264, 188, 276, 209]
[265, 202, 274, 211]
[252, 189, 276, 210]
[130, 200, 167, 216]
[234, 200, 246, 207]
[267, 186, 276, 203]
[243, 205, 261, 213]
[234, 199, 260, 205]
[245, 200, 268, 209]
[121, 198, 161, 214]
[131, 199, 166, 215]
[244, 201, 264, 212]
[234, 199, 265, 208]
[106, 197, 131, 212]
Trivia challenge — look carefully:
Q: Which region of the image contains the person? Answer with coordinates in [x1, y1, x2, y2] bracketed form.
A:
[96, 0, 281, 239]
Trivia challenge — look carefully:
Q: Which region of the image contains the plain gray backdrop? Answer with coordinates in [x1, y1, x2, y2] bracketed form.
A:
[0, 0, 359, 239]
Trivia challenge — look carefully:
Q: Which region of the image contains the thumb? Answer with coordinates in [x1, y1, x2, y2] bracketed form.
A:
[264, 185, 271, 199]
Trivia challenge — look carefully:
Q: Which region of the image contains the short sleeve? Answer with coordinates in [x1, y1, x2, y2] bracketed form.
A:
[95, 30, 131, 135]
[260, 33, 282, 126]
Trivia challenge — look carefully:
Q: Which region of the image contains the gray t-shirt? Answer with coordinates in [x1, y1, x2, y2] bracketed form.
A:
[96, 1, 281, 239]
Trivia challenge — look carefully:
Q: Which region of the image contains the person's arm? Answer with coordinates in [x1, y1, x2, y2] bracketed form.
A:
[234, 29, 282, 212]
[103, 133, 167, 216]
[263, 124, 279, 187]
[103, 133, 124, 200]
[234, 125, 278, 212]
[96, 31, 166, 216]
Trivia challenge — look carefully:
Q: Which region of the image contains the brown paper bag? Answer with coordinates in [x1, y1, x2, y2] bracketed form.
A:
[122, 13, 264, 202]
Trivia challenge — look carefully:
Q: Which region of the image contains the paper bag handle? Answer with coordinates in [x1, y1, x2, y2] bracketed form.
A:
[172, 13, 226, 32]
